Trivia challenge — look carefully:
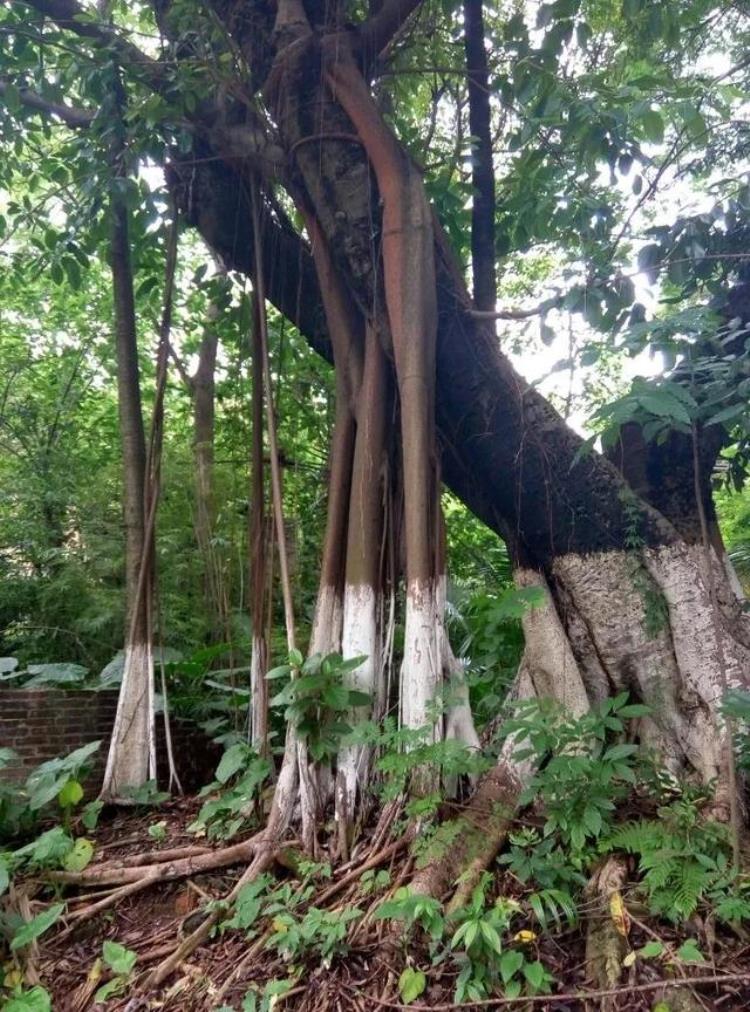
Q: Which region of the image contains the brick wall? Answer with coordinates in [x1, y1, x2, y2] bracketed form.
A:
[0, 689, 219, 792]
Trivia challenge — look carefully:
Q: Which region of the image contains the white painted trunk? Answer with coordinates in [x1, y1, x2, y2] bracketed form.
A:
[439, 575, 480, 773]
[400, 578, 441, 744]
[249, 633, 267, 754]
[337, 582, 380, 815]
[308, 584, 343, 657]
[101, 641, 156, 800]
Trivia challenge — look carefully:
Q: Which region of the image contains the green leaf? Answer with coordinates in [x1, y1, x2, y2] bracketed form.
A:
[11, 903, 65, 950]
[706, 402, 745, 427]
[582, 806, 602, 836]
[265, 664, 291, 680]
[480, 919, 503, 954]
[94, 977, 127, 1003]
[63, 837, 94, 872]
[58, 779, 84, 809]
[522, 960, 547, 991]
[641, 109, 664, 143]
[102, 940, 138, 976]
[676, 939, 705, 963]
[603, 743, 638, 762]
[0, 858, 9, 896]
[82, 799, 104, 831]
[617, 703, 651, 718]
[500, 948, 524, 983]
[3, 986, 52, 1012]
[463, 920, 479, 949]
[216, 743, 249, 784]
[639, 940, 664, 958]
[347, 690, 372, 707]
[398, 967, 427, 1004]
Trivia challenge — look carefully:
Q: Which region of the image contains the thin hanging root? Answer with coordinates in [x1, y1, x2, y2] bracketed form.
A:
[250, 182, 319, 852]
[143, 843, 278, 990]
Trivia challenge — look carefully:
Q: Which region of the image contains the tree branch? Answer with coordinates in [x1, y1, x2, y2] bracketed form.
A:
[357, 0, 425, 59]
[468, 295, 561, 320]
[21, 0, 166, 91]
[0, 79, 94, 127]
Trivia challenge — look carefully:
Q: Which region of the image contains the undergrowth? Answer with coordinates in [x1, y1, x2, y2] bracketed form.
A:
[3, 679, 750, 1009]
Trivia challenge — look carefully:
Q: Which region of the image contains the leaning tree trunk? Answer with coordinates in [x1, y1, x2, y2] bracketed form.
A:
[167, 9, 750, 825]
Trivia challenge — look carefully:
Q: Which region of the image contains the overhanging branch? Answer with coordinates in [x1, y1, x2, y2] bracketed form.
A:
[21, 0, 167, 92]
[0, 79, 94, 127]
[357, 0, 425, 59]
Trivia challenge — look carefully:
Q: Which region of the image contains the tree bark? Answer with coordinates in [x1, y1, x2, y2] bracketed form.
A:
[192, 308, 221, 627]
[101, 116, 155, 799]
[168, 17, 750, 811]
[249, 291, 270, 755]
[463, 0, 496, 312]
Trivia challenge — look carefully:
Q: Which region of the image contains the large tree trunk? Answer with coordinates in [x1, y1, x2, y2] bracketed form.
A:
[168, 16, 750, 816]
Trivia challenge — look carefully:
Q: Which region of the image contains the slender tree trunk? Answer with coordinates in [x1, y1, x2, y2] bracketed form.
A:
[463, 0, 496, 311]
[101, 122, 155, 799]
[337, 321, 389, 822]
[302, 207, 361, 658]
[192, 308, 221, 631]
[249, 291, 269, 755]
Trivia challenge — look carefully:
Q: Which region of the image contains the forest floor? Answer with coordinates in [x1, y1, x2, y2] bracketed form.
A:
[25, 798, 750, 1012]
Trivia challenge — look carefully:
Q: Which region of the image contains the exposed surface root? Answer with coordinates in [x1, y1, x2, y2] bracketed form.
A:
[584, 856, 629, 1007]
[143, 844, 278, 989]
[50, 835, 260, 887]
[21, 801, 750, 1011]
